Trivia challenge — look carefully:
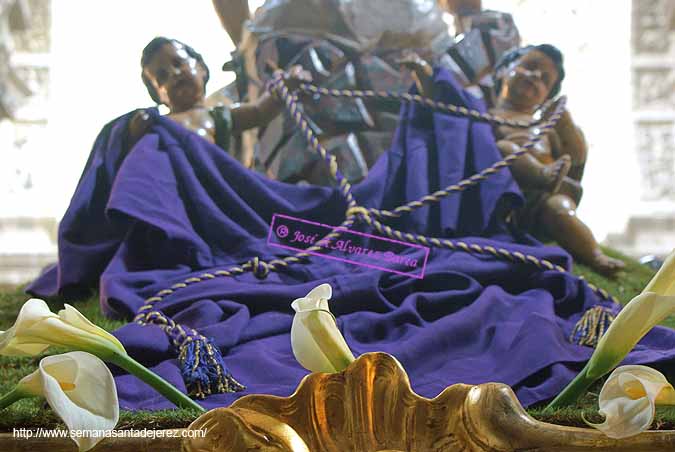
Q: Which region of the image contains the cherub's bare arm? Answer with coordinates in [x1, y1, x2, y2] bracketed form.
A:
[230, 66, 312, 133]
[549, 110, 588, 181]
[212, 0, 250, 46]
[497, 139, 554, 189]
[230, 92, 283, 133]
[438, 0, 482, 16]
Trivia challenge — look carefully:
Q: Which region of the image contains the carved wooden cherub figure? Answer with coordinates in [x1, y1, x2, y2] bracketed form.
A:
[400, 45, 624, 276]
[128, 36, 310, 163]
[491, 44, 624, 276]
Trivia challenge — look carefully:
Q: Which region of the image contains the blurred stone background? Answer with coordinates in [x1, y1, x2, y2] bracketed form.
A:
[0, 0, 671, 284]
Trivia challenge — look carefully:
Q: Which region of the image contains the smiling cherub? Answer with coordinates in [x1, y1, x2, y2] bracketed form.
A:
[400, 45, 625, 276]
[128, 36, 310, 164]
[490, 44, 624, 276]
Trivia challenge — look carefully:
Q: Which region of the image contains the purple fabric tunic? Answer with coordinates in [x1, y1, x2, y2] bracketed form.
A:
[27, 69, 675, 410]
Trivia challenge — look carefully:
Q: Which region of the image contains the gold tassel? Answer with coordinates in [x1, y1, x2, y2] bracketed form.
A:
[569, 306, 615, 347]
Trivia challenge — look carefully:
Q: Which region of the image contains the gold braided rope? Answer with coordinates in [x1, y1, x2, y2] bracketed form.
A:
[134, 79, 619, 328]
[297, 84, 549, 128]
[273, 84, 356, 205]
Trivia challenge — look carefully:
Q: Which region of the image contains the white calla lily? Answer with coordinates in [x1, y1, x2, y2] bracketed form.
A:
[586, 249, 675, 379]
[16, 351, 119, 451]
[586, 365, 675, 439]
[586, 292, 675, 379]
[0, 298, 125, 358]
[643, 251, 675, 295]
[548, 249, 675, 409]
[0, 298, 204, 411]
[291, 284, 355, 373]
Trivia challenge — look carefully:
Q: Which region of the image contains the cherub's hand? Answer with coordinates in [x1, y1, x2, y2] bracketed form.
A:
[128, 109, 153, 146]
[396, 52, 433, 77]
[540, 155, 571, 193]
[276, 65, 313, 91]
[397, 52, 434, 97]
[539, 97, 569, 124]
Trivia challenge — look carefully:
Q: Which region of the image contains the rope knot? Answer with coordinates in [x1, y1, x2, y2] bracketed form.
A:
[264, 71, 286, 97]
[251, 256, 270, 279]
[345, 206, 371, 220]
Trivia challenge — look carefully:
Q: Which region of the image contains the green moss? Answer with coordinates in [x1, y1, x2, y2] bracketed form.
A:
[0, 287, 199, 431]
[528, 382, 675, 430]
[568, 246, 655, 302]
[0, 250, 667, 431]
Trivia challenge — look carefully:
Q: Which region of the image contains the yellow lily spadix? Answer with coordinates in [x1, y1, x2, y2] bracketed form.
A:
[586, 365, 675, 439]
[548, 249, 675, 410]
[291, 283, 356, 373]
[9, 352, 119, 451]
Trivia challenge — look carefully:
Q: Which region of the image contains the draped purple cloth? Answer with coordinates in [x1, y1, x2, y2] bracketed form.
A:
[28, 69, 675, 410]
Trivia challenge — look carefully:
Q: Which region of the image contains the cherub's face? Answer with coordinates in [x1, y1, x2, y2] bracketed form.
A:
[143, 41, 207, 113]
[499, 49, 559, 110]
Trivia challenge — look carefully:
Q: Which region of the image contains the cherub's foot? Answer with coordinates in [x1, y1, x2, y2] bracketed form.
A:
[541, 155, 571, 194]
[587, 250, 626, 277]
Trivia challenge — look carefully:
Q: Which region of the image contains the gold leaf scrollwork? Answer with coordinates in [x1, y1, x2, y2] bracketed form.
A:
[183, 352, 675, 451]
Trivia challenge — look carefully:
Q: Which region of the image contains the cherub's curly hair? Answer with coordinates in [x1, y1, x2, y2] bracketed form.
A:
[141, 36, 210, 104]
[494, 44, 565, 99]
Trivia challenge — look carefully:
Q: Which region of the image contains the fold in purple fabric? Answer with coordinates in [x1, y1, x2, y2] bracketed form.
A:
[28, 69, 675, 410]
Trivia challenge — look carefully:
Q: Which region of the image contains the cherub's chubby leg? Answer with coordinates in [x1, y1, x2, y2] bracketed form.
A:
[497, 140, 571, 192]
[539, 194, 625, 276]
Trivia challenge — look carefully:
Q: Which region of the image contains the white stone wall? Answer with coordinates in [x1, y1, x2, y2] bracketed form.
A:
[0, 0, 237, 284]
[0, 0, 56, 285]
[632, 0, 675, 205]
[604, 0, 675, 258]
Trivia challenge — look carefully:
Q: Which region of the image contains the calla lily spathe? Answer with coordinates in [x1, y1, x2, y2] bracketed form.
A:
[587, 365, 675, 439]
[586, 250, 675, 379]
[0, 298, 125, 358]
[586, 291, 675, 380]
[17, 351, 119, 451]
[643, 251, 675, 295]
[548, 249, 675, 409]
[291, 284, 355, 373]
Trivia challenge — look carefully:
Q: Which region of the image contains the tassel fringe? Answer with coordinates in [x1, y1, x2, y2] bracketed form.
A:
[178, 336, 245, 399]
[569, 305, 615, 347]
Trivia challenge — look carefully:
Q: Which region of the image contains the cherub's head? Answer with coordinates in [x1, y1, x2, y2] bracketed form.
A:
[494, 44, 565, 111]
[141, 37, 210, 113]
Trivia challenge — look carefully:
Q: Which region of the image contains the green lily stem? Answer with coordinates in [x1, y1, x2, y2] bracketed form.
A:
[107, 353, 205, 412]
[546, 365, 595, 411]
[0, 387, 29, 410]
